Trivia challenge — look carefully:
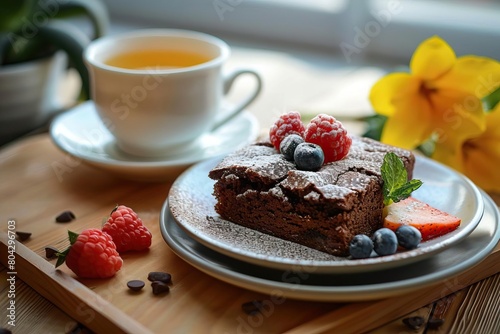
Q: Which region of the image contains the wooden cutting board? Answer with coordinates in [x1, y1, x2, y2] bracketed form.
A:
[0, 134, 499, 333]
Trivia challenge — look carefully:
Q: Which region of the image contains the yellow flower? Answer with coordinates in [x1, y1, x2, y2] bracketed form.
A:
[370, 36, 500, 150]
[433, 109, 500, 193]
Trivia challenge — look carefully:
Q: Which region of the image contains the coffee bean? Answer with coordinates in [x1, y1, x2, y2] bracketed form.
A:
[147, 271, 172, 284]
[16, 231, 32, 241]
[151, 281, 170, 295]
[45, 246, 59, 259]
[127, 280, 145, 292]
[56, 211, 76, 223]
[242, 300, 264, 315]
[402, 316, 424, 330]
[428, 318, 445, 329]
[0, 327, 13, 334]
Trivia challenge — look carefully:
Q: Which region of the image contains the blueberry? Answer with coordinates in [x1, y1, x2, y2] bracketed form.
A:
[280, 134, 304, 161]
[372, 228, 398, 256]
[396, 225, 421, 250]
[349, 234, 373, 259]
[293, 142, 324, 171]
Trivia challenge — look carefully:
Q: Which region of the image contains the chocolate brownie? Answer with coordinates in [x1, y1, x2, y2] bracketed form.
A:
[208, 136, 415, 256]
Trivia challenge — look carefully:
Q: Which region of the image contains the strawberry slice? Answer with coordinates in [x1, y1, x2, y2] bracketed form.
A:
[383, 197, 461, 241]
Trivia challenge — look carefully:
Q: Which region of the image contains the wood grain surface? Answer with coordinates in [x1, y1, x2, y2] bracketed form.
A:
[0, 135, 499, 334]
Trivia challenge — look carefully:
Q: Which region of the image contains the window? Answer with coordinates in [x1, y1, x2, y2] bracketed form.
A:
[102, 0, 500, 62]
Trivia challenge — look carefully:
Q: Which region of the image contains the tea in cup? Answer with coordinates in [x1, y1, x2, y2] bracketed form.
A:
[84, 29, 262, 157]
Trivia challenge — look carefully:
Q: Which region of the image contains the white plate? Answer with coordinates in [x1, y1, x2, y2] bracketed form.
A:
[168, 156, 484, 274]
[49, 101, 259, 181]
[161, 191, 499, 302]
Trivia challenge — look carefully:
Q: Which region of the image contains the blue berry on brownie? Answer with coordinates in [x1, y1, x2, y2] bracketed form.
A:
[280, 134, 305, 161]
[372, 228, 398, 256]
[294, 142, 324, 171]
[349, 234, 373, 259]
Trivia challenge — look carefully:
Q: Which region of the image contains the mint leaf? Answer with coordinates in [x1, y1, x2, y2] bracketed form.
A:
[382, 152, 422, 206]
[381, 152, 407, 202]
[391, 179, 423, 203]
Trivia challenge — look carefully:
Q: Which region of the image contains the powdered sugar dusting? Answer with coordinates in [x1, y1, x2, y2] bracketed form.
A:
[167, 154, 484, 274]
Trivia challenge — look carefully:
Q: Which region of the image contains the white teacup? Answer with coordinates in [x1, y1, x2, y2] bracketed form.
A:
[84, 29, 262, 157]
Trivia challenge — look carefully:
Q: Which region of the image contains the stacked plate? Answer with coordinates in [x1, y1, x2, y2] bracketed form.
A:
[160, 156, 500, 302]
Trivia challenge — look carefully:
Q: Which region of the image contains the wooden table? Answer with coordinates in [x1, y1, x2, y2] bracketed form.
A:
[0, 134, 499, 334]
[1, 47, 500, 333]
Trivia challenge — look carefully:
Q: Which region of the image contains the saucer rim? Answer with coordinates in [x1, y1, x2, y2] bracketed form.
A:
[49, 101, 260, 168]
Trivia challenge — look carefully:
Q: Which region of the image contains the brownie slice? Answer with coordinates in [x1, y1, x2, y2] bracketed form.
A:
[208, 136, 415, 256]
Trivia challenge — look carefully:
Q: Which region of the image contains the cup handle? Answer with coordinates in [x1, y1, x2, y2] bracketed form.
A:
[211, 69, 262, 131]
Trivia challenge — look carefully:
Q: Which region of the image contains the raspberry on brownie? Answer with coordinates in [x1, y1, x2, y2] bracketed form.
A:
[269, 111, 305, 151]
[304, 114, 352, 163]
[208, 136, 415, 256]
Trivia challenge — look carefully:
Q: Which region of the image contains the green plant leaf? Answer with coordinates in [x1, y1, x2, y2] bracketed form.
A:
[381, 152, 422, 206]
[0, 0, 39, 64]
[0, 0, 108, 69]
[362, 114, 387, 141]
[416, 136, 436, 157]
[482, 86, 500, 112]
[37, 21, 90, 99]
[0, 0, 36, 32]
[55, 0, 109, 38]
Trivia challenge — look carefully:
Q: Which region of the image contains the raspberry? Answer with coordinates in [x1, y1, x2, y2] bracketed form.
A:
[102, 205, 152, 252]
[269, 111, 305, 151]
[304, 114, 352, 163]
[56, 229, 123, 278]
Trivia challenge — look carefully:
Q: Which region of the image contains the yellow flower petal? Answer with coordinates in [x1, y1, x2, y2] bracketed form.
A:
[369, 73, 420, 117]
[380, 95, 433, 149]
[434, 56, 500, 98]
[463, 109, 500, 191]
[433, 142, 465, 173]
[478, 106, 500, 139]
[410, 36, 456, 81]
[463, 138, 500, 192]
[436, 109, 500, 192]
[428, 89, 486, 146]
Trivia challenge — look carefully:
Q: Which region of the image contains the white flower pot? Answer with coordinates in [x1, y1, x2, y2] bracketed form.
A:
[0, 51, 67, 145]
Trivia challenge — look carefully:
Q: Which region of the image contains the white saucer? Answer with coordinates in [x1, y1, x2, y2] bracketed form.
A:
[49, 101, 259, 181]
